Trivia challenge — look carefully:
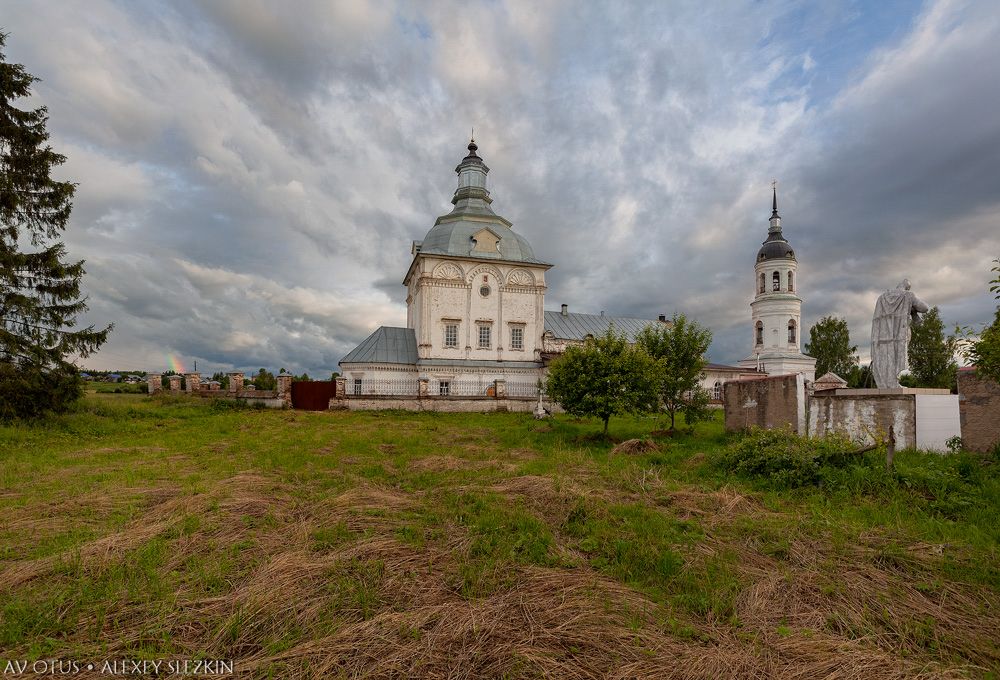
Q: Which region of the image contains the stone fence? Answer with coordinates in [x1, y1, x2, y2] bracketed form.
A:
[147, 371, 291, 408]
[722, 373, 962, 451]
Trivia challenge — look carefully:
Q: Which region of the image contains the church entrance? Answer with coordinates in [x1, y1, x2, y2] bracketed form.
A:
[291, 380, 338, 410]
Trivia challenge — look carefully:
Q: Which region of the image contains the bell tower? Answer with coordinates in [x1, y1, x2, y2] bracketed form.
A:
[738, 186, 816, 381]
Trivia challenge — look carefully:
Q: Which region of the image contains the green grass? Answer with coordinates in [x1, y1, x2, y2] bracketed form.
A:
[1, 395, 998, 677]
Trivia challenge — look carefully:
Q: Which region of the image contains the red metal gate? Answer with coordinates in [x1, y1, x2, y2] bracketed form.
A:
[291, 381, 337, 410]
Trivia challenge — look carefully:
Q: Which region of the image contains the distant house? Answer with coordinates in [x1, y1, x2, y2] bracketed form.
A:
[107, 374, 121, 382]
[80, 372, 92, 380]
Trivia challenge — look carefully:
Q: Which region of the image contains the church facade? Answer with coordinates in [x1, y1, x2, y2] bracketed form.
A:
[339, 140, 664, 396]
[737, 189, 817, 382]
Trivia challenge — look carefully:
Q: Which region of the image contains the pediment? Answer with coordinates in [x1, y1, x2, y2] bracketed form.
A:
[470, 228, 501, 254]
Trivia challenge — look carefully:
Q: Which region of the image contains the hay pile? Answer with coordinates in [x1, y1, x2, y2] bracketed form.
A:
[611, 438, 660, 454]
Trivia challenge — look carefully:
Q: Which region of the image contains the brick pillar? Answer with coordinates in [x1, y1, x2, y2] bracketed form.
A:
[335, 377, 347, 398]
[167, 375, 181, 391]
[228, 372, 244, 394]
[494, 379, 507, 399]
[185, 372, 201, 393]
[276, 372, 293, 407]
[147, 373, 161, 394]
[418, 378, 429, 397]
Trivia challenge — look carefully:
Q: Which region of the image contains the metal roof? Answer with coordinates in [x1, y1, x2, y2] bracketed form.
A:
[704, 362, 752, 372]
[419, 218, 549, 265]
[543, 311, 660, 342]
[340, 326, 418, 365]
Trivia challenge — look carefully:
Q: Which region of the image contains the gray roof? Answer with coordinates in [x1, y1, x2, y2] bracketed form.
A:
[705, 362, 752, 372]
[419, 218, 548, 265]
[544, 311, 660, 342]
[757, 234, 795, 262]
[340, 326, 418, 365]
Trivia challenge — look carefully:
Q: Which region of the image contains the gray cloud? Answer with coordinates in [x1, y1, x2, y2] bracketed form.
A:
[2, 0, 997, 376]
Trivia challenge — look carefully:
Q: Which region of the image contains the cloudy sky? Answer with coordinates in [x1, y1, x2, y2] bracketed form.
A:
[4, 0, 999, 375]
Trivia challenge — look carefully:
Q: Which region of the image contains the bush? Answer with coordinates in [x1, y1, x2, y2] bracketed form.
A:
[712, 427, 997, 519]
[712, 427, 860, 489]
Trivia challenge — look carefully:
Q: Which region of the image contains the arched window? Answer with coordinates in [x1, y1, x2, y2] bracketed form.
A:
[787, 271, 794, 292]
[755, 321, 764, 345]
[758, 273, 765, 294]
[772, 271, 780, 291]
[787, 319, 796, 344]
[713, 381, 722, 400]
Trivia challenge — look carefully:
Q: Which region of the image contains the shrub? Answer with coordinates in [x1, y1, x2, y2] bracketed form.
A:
[712, 427, 859, 489]
[712, 427, 997, 519]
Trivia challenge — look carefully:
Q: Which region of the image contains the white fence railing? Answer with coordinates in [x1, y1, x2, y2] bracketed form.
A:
[348, 378, 541, 398]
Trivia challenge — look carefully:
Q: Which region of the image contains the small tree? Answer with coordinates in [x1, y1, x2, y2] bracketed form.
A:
[0, 33, 111, 418]
[635, 314, 713, 431]
[967, 309, 1000, 384]
[805, 316, 858, 379]
[252, 368, 276, 390]
[545, 327, 659, 434]
[908, 306, 957, 389]
[963, 259, 1000, 383]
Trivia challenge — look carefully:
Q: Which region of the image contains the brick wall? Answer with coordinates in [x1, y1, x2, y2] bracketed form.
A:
[958, 369, 1000, 452]
[723, 374, 804, 433]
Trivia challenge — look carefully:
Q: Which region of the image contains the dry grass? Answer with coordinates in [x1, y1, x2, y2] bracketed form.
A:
[2, 403, 998, 679]
[612, 438, 661, 455]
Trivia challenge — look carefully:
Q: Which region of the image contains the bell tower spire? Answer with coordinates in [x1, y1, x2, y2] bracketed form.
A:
[769, 180, 781, 233]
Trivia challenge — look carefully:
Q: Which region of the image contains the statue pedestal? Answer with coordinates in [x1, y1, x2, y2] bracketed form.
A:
[809, 387, 960, 452]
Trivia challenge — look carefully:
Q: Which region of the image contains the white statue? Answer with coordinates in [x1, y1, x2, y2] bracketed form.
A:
[870, 279, 929, 388]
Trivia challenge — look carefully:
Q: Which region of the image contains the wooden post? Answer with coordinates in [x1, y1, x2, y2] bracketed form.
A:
[886, 425, 896, 472]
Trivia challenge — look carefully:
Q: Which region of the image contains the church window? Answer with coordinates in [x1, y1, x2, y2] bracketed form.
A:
[439, 380, 450, 396]
[787, 271, 794, 292]
[772, 271, 780, 291]
[755, 321, 763, 345]
[758, 273, 765, 294]
[788, 319, 796, 344]
[480, 284, 491, 297]
[444, 324, 458, 348]
[510, 326, 524, 350]
[353, 378, 362, 395]
[713, 381, 722, 400]
[478, 324, 492, 349]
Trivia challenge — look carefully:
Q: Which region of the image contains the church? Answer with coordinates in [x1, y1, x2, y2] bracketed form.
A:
[340, 139, 815, 398]
[339, 139, 667, 396]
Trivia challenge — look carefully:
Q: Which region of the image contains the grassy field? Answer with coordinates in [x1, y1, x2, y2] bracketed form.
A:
[1, 394, 998, 678]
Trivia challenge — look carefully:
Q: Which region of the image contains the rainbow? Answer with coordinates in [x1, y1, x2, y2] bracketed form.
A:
[167, 354, 185, 373]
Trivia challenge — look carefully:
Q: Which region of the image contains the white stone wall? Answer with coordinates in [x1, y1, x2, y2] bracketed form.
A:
[408, 255, 547, 362]
[914, 394, 962, 451]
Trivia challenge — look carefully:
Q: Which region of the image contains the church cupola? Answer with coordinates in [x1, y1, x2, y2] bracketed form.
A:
[452, 137, 493, 211]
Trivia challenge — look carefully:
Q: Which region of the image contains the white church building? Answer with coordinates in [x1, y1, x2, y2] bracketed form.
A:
[339, 140, 665, 396]
[737, 188, 817, 382]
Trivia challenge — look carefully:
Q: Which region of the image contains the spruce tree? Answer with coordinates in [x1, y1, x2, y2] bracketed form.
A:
[0, 33, 111, 418]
